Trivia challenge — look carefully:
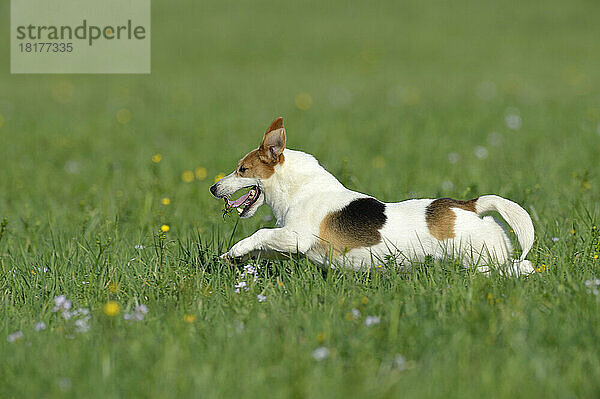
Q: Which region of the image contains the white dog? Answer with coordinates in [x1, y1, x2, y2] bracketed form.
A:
[210, 117, 535, 275]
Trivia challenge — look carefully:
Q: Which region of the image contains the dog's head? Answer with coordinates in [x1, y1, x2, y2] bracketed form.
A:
[209, 117, 286, 218]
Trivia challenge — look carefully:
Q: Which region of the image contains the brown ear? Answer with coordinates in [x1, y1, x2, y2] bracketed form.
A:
[259, 119, 286, 163]
[266, 116, 284, 134]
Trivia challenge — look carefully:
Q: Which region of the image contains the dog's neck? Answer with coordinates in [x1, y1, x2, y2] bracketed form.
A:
[261, 149, 345, 225]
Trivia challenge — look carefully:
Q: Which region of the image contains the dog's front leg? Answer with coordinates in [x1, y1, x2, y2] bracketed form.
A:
[222, 228, 306, 259]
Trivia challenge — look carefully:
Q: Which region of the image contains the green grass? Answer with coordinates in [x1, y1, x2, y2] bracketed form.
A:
[1, 0, 600, 397]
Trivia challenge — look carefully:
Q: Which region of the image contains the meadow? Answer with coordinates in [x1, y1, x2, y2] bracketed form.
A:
[1, 0, 600, 397]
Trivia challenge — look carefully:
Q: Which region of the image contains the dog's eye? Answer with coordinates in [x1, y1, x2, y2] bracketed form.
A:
[239, 166, 247, 173]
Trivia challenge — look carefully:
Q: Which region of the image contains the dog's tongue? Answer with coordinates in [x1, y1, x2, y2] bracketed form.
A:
[225, 191, 252, 208]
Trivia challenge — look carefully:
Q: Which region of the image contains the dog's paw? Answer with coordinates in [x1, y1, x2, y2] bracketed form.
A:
[228, 240, 254, 259]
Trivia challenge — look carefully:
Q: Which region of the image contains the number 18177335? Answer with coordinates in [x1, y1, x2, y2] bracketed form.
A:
[19, 42, 73, 53]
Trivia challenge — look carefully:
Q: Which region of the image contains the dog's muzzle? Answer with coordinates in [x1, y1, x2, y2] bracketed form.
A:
[210, 183, 219, 197]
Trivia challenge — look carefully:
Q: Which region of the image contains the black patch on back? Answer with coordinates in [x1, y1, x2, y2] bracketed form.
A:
[328, 198, 387, 246]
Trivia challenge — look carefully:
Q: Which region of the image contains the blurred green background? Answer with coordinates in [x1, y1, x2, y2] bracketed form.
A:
[1, 0, 600, 397]
[1, 0, 598, 237]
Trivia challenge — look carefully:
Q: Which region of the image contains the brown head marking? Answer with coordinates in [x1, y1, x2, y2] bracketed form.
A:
[235, 117, 286, 179]
[425, 198, 479, 240]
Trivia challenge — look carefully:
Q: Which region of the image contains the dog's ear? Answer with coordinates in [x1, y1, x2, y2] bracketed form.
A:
[265, 116, 284, 134]
[259, 117, 286, 163]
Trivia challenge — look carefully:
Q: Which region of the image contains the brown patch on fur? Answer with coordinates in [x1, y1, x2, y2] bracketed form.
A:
[236, 149, 277, 179]
[318, 198, 387, 255]
[425, 198, 478, 240]
[235, 117, 287, 179]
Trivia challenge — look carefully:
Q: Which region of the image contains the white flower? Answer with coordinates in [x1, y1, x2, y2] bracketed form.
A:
[135, 304, 149, 314]
[52, 295, 72, 312]
[234, 281, 249, 292]
[74, 308, 90, 317]
[551, 237, 559, 242]
[64, 160, 81, 174]
[57, 377, 72, 391]
[34, 322, 47, 332]
[7, 331, 24, 342]
[312, 346, 329, 361]
[474, 146, 488, 159]
[243, 265, 257, 275]
[585, 278, 600, 296]
[393, 354, 407, 371]
[441, 180, 454, 191]
[365, 316, 381, 326]
[75, 318, 90, 333]
[351, 308, 361, 319]
[124, 304, 149, 321]
[134, 244, 145, 250]
[505, 113, 522, 130]
[448, 152, 460, 164]
[257, 294, 266, 302]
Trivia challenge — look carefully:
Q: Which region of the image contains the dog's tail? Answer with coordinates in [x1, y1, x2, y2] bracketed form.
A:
[475, 195, 534, 263]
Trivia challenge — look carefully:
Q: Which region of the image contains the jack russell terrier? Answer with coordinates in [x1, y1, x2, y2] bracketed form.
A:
[210, 117, 535, 275]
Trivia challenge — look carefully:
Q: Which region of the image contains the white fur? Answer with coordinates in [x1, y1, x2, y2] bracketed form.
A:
[213, 149, 535, 276]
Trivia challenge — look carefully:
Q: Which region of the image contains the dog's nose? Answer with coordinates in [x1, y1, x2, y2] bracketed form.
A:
[209, 184, 218, 196]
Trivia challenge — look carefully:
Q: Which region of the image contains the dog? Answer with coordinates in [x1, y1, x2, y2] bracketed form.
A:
[210, 117, 535, 275]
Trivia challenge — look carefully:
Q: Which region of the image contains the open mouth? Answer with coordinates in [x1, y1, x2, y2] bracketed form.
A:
[224, 186, 261, 216]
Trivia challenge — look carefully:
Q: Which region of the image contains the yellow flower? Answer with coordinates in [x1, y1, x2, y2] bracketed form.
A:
[214, 173, 225, 183]
[361, 296, 369, 305]
[536, 264, 547, 272]
[182, 170, 194, 183]
[152, 153, 162, 163]
[161, 197, 171, 206]
[103, 301, 120, 316]
[570, 229, 576, 235]
[594, 254, 599, 260]
[108, 282, 119, 293]
[295, 93, 313, 111]
[376, 264, 383, 269]
[116, 108, 131, 124]
[195, 167, 207, 180]
[160, 224, 170, 232]
[184, 314, 196, 323]
[316, 332, 326, 343]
